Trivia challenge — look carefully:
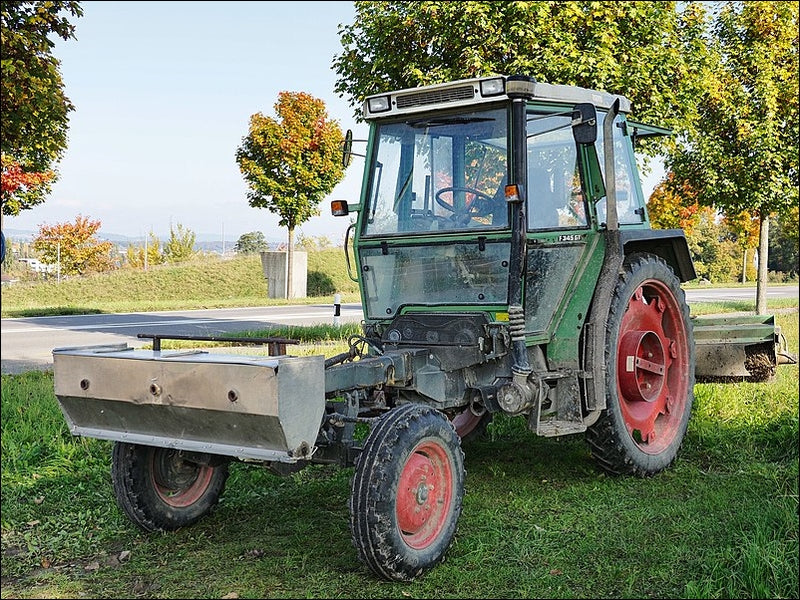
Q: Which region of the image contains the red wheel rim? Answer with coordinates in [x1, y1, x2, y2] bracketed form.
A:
[150, 449, 214, 508]
[616, 280, 690, 454]
[395, 440, 454, 550]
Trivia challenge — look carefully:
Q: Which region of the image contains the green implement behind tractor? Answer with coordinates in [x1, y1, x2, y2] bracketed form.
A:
[52, 74, 796, 582]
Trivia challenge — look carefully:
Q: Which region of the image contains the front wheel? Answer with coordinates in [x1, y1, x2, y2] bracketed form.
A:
[586, 253, 695, 476]
[349, 404, 465, 581]
[111, 443, 229, 531]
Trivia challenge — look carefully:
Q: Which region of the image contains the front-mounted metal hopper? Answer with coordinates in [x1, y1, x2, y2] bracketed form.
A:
[53, 344, 326, 462]
[692, 313, 797, 383]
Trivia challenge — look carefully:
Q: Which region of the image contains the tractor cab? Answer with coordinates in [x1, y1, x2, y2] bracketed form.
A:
[334, 75, 660, 347]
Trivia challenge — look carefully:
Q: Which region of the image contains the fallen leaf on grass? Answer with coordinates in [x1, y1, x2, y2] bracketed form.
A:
[84, 562, 100, 571]
[119, 550, 131, 561]
[221, 593, 239, 599]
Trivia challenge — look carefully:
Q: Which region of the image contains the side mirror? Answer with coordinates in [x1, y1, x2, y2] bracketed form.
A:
[341, 129, 367, 167]
[342, 130, 354, 168]
[571, 103, 597, 145]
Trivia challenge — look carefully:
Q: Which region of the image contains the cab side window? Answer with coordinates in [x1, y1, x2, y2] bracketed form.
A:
[526, 112, 588, 230]
[596, 114, 646, 226]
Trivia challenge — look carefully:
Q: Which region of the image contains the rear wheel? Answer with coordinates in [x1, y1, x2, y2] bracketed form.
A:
[350, 404, 465, 581]
[111, 442, 229, 531]
[586, 254, 695, 476]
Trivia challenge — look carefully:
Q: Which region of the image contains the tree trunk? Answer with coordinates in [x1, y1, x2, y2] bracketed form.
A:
[756, 213, 769, 315]
[741, 248, 747, 283]
[287, 225, 294, 299]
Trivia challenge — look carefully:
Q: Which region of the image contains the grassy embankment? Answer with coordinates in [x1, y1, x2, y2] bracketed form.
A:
[1, 303, 797, 598]
[0, 250, 361, 318]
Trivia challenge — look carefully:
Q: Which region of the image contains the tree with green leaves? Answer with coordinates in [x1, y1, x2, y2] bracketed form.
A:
[162, 223, 196, 263]
[667, 1, 798, 313]
[1, 1, 83, 219]
[32, 215, 115, 276]
[234, 231, 269, 255]
[684, 206, 741, 284]
[334, 1, 709, 150]
[724, 210, 760, 283]
[768, 207, 799, 279]
[235, 91, 344, 298]
[125, 231, 164, 270]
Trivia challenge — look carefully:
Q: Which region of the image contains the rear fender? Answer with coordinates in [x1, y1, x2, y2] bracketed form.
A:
[620, 229, 696, 283]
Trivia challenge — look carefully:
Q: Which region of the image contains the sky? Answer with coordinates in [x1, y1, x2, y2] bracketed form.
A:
[6, 0, 367, 245]
[6, 0, 664, 246]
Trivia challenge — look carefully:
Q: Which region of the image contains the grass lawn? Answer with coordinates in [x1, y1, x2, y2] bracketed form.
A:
[1, 309, 797, 599]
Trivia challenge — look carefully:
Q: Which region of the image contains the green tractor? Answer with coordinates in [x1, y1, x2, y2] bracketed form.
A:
[53, 74, 795, 582]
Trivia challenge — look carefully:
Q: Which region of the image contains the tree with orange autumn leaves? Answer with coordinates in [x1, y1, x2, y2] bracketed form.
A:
[236, 91, 345, 298]
[646, 173, 702, 235]
[1, 159, 55, 207]
[648, 172, 761, 282]
[32, 215, 115, 276]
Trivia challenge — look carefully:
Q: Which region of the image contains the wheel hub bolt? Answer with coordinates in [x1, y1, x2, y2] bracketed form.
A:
[416, 482, 429, 504]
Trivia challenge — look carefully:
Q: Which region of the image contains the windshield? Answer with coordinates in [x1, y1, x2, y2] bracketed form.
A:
[363, 107, 509, 236]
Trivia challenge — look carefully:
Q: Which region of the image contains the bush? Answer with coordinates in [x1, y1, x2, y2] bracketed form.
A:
[307, 270, 336, 296]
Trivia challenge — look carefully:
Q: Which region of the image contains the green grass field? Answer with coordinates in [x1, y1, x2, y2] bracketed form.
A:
[1, 309, 797, 599]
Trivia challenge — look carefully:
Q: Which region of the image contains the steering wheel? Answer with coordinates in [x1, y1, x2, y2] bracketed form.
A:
[435, 186, 496, 220]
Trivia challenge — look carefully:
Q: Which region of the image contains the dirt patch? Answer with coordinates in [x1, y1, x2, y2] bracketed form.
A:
[744, 346, 777, 382]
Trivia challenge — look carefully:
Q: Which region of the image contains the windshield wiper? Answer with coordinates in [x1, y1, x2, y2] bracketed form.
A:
[409, 117, 495, 128]
[526, 110, 578, 139]
[393, 169, 414, 212]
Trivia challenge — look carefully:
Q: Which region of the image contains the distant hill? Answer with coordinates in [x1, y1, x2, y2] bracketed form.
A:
[2, 228, 287, 254]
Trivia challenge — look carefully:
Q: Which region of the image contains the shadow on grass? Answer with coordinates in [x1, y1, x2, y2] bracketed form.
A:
[4, 306, 106, 318]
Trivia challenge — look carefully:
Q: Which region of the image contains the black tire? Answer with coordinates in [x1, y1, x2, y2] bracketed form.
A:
[111, 442, 229, 532]
[349, 403, 465, 582]
[586, 253, 695, 476]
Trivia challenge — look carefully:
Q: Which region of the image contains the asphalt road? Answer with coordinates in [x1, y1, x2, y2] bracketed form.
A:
[682, 284, 798, 303]
[1, 303, 364, 374]
[2, 285, 797, 374]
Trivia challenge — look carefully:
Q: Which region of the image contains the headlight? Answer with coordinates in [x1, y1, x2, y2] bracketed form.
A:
[480, 77, 505, 97]
[367, 96, 391, 113]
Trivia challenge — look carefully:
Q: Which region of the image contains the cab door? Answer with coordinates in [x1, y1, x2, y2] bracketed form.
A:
[523, 108, 602, 351]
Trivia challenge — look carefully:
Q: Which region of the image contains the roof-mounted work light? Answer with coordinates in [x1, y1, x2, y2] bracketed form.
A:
[479, 77, 505, 97]
[367, 96, 391, 113]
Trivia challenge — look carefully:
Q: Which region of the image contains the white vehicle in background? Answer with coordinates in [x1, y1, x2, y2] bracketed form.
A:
[18, 257, 56, 274]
